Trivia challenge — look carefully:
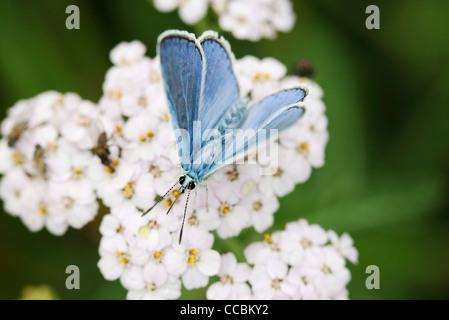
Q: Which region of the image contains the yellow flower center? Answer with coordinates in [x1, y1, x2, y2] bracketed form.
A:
[47, 143, 58, 153]
[138, 97, 147, 107]
[140, 131, 154, 142]
[104, 167, 113, 173]
[273, 167, 283, 177]
[271, 279, 282, 290]
[123, 183, 134, 198]
[57, 94, 64, 104]
[218, 202, 232, 216]
[39, 208, 47, 215]
[113, 90, 122, 99]
[164, 199, 172, 207]
[173, 190, 179, 197]
[225, 167, 239, 181]
[187, 249, 199, 264]
[253, 201, 263, 211]
[150, 165, 161, 178]
[322, 265, 332, 274]
[154, 251, 162, 258]
[255, 72, 270, 81]
[188, 212, 199, 227]
[301, 238, 312, 249]
[12, 151, 24, 165]
[116, 125, 122, 132]
[264, 233, 271, 244]
[220, 275, 234, 285]
[76, 115, 90, 127]
[111, 159, 118, 166]
[116, 251, 129, 264]
[297, 143, 310, 155]
[75, 168, 82, 175]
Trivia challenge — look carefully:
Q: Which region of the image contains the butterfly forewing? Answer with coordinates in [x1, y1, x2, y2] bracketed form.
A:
[158, 32, 204, 172]
[197, 33, 240, 135]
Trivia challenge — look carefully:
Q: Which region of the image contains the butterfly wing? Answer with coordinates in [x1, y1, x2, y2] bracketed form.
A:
[197, 32, 240, 134]
[158, 31, 307, 182]
[189, 32, 243, 181]
[239, 88, 307, 132]
[158, 31, 205, 172]
[231, 87, 308, 161]
[198, 87, 308, 180]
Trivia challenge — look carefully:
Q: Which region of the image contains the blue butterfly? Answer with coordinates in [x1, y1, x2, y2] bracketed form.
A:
[143, 30, 308, 242]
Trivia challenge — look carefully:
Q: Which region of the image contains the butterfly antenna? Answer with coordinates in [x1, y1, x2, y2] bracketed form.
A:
[142, 181, 179, 216]
[178, 190, 191, 244]
[165, 191, 182, 215]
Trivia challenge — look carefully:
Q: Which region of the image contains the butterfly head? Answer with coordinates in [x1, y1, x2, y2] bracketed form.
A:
[179, 175, 196, 192]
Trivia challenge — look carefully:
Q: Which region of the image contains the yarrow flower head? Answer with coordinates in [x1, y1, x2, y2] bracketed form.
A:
[213, 0, 296, 41]
[0, 33, 356, 300]
[206, 252, 252, 300]
[240, 219, 357, 300]
[0, 92, 99, 235]
[152, 0, 296, 41]
[91, 37, 337, 299]
[153, 0, 209, 25]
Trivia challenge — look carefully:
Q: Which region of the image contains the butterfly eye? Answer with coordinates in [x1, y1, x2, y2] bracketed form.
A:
[179, 176, 186, 184]
[187, 181, 196, 190]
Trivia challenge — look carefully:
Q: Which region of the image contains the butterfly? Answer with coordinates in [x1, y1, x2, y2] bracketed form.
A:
[143, 30, 308, 242]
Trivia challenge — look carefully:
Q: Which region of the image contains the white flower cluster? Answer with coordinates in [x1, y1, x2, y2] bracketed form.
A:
[212, 0, 296, 41]
[0, 92, 99, 235]
[153, 0, 296, 41]
[95, 40, 332, 299]
[153, 0, 209, 25]
[207, 219, 358, 300]
[0, 37, 350, 300]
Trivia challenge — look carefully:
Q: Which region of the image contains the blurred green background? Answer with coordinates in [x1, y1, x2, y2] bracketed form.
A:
[0, 0, 448, 300]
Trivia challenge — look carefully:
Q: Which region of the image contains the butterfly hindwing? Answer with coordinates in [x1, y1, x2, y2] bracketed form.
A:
[158, 31, 204, 171]
[221, 87, 308, 170]
[239, 88, 307, 132]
